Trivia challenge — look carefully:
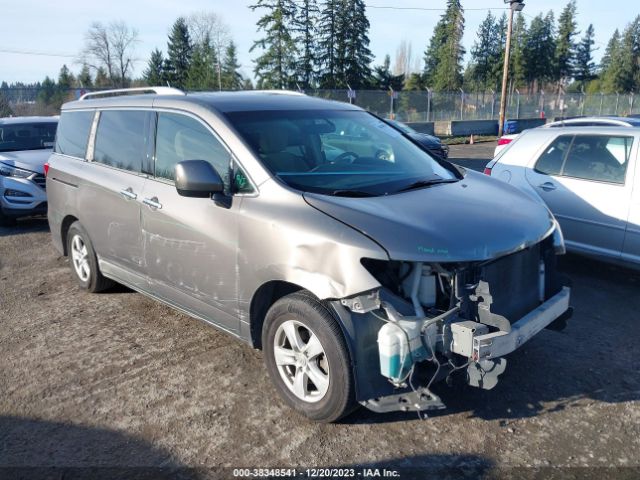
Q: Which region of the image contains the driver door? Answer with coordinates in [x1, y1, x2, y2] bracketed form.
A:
[141, 111, 241, 333]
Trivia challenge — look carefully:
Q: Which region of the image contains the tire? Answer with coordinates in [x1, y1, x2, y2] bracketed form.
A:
[0, 209, 17, 227]
[66, 221, 113, 293]
[262, 291, 356, 422]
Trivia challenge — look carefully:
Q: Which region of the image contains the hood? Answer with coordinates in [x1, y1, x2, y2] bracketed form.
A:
[303, 170, 554, 262]
[409, 132, 441, 148]
[0, 149, 51, 175]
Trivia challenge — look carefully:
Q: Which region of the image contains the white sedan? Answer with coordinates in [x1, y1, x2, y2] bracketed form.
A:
[485, 125, 640, 269]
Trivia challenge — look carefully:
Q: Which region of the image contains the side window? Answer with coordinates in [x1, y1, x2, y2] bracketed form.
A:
[562, 135, 632, 184]
[93, 110, 148, 173]
[155, 112, 231, 184]
[534, 135, 572, 176]
[55, 111, 94, 158]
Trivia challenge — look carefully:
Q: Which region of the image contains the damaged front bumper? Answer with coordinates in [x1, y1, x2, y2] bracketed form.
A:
[332, 238, 573, 415]
[471, 286, 571, 361]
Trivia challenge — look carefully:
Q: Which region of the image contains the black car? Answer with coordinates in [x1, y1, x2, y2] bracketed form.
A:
[384, 119, 449, 160]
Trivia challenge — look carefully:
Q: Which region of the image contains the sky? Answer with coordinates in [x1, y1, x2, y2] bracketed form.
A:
[0, 0, 629, 85]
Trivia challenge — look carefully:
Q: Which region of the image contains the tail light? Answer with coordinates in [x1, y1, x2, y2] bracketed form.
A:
[497, 137, 513, 146]
[483, 167, 492, 176]
[43, 162, 49, 177]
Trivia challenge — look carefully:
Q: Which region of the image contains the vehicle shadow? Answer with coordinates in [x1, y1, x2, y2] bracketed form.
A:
[0, 216, 49, 237]
[0, 415, 201, 480]
[348, 254, 640, 424]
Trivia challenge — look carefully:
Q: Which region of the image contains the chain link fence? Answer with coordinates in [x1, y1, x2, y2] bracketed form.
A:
[3, 86, 639, 123]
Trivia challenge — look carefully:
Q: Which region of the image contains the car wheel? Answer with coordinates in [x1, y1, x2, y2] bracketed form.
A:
[67, 221, 113, 293]
[262, 292, 356, 422]
[0, 210, 17, 227]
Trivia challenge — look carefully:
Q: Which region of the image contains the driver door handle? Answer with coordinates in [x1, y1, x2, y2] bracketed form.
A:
[119, 188, 137, 200]
[143, 196, 162, 209]
[538, 181, 556, 192]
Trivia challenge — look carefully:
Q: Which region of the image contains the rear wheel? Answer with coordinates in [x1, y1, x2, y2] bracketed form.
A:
[67, 222, 113, 293]
[262, 292, 356, 422]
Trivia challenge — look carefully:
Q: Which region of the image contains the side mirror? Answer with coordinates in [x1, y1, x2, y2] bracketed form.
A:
[175, 160, 224, 198]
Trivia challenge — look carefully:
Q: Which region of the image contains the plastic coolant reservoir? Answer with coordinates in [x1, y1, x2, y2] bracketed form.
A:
[377, 320, 429, 382]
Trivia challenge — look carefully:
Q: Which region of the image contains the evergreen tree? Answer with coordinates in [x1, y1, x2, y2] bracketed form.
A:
[186, 34, 218, 90]
[371, 55, 404, 90]
[78, 64, 93, 88]
[293, 0, 319, 89]
[404, 72, 425, 91]
[221, 41, 243, 90]
[165, 17, 193, 89]
[0, 93, 13, 117]
[316, 0, 340, 88]
[510, 13, 528, 90]
[94, 67, 111, 87]
[57, 65, 75, 91]
[468, 11, 498, 91]
[599, 29, 620, 75]
[37, 77, 56, 105]
[554, 0, 578, 86]
[250, 0, 298, 89]
[143, 49, 166, 86]
[423, 0, 465, 91]
[574, 24, 596, 87]
[53, 65, 75, 107]
[603, 15, 640, 92]
[523, 12, 556, 92]
[342, 0, 373, 89]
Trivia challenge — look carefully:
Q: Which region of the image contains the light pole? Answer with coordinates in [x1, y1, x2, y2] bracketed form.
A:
[498, 0, 525, 137]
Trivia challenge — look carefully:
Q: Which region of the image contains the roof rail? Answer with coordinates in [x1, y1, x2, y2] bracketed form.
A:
[255, 89, 306, 96]
[79, 87, 185, 101]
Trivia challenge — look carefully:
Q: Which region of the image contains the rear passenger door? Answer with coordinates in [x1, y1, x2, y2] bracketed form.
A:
[140, 111, 241, 333]
[80, 109, 153, 289]
[525, 134, 635, 259]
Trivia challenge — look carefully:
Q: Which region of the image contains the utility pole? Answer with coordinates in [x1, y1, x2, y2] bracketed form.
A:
[498, 0, 525, 137]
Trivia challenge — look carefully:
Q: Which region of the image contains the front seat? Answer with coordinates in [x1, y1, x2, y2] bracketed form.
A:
[259, 125, 305, 173]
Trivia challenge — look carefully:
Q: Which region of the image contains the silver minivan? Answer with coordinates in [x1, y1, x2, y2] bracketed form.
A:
[47, 88, 572, 422]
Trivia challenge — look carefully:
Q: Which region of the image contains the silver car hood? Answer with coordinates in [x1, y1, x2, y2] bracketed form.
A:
[303, 170, 554, 262]
[0, 149, 51, 174]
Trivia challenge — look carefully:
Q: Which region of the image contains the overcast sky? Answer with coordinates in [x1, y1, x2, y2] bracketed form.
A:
[0, 0, 624, 85]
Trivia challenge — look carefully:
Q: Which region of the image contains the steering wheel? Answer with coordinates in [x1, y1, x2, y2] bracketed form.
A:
[333, 151, 360, 164]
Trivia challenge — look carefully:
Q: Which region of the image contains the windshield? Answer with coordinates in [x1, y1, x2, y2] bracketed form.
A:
[226, 110, 457, 196]
[0, 122, 58, 152]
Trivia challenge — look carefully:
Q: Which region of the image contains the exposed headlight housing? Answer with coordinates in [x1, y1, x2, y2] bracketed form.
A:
[0, 162, 33, 179]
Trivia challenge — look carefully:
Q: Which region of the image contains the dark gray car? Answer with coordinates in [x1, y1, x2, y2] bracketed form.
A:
[47, 88, 571, 422]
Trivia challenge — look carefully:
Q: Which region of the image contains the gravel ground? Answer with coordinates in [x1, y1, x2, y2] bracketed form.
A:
[1, 144, 639, 479]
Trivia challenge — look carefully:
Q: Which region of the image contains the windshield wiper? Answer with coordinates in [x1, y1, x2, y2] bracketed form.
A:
[395, 178, 458, 193]
[331, 189, 377, 197]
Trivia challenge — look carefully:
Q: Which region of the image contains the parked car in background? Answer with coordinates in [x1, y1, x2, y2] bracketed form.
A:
[486, 125, 640, 268]
[0, 116, 58, 225]
[494, 116, 640, 157]
[47, 88, 570, 422]
[383, 119, 449, 160]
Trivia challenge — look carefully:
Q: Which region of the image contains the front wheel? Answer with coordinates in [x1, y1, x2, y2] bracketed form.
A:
[262, 292, 356, 422]
[67, 221, 114, 293]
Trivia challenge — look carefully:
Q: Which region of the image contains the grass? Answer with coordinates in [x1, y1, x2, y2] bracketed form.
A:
[441, 135, 498, 145]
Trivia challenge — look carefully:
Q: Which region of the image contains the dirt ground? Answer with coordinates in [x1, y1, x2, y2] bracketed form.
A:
[1, 142, 639, 479]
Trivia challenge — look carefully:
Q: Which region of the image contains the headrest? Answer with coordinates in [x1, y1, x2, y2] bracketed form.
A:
[259, 124, 289, 154]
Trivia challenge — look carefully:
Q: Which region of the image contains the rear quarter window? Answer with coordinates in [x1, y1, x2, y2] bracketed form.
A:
[55, 111, 95, 158]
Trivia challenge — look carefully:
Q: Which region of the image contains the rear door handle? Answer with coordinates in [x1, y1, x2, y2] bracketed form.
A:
[538, 181, 556, 192]
[143, 196, 162, 209]
[120, 188, 137, 200]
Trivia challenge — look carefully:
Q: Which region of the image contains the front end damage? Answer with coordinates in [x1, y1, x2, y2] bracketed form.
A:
[333, 233, 572, 414]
